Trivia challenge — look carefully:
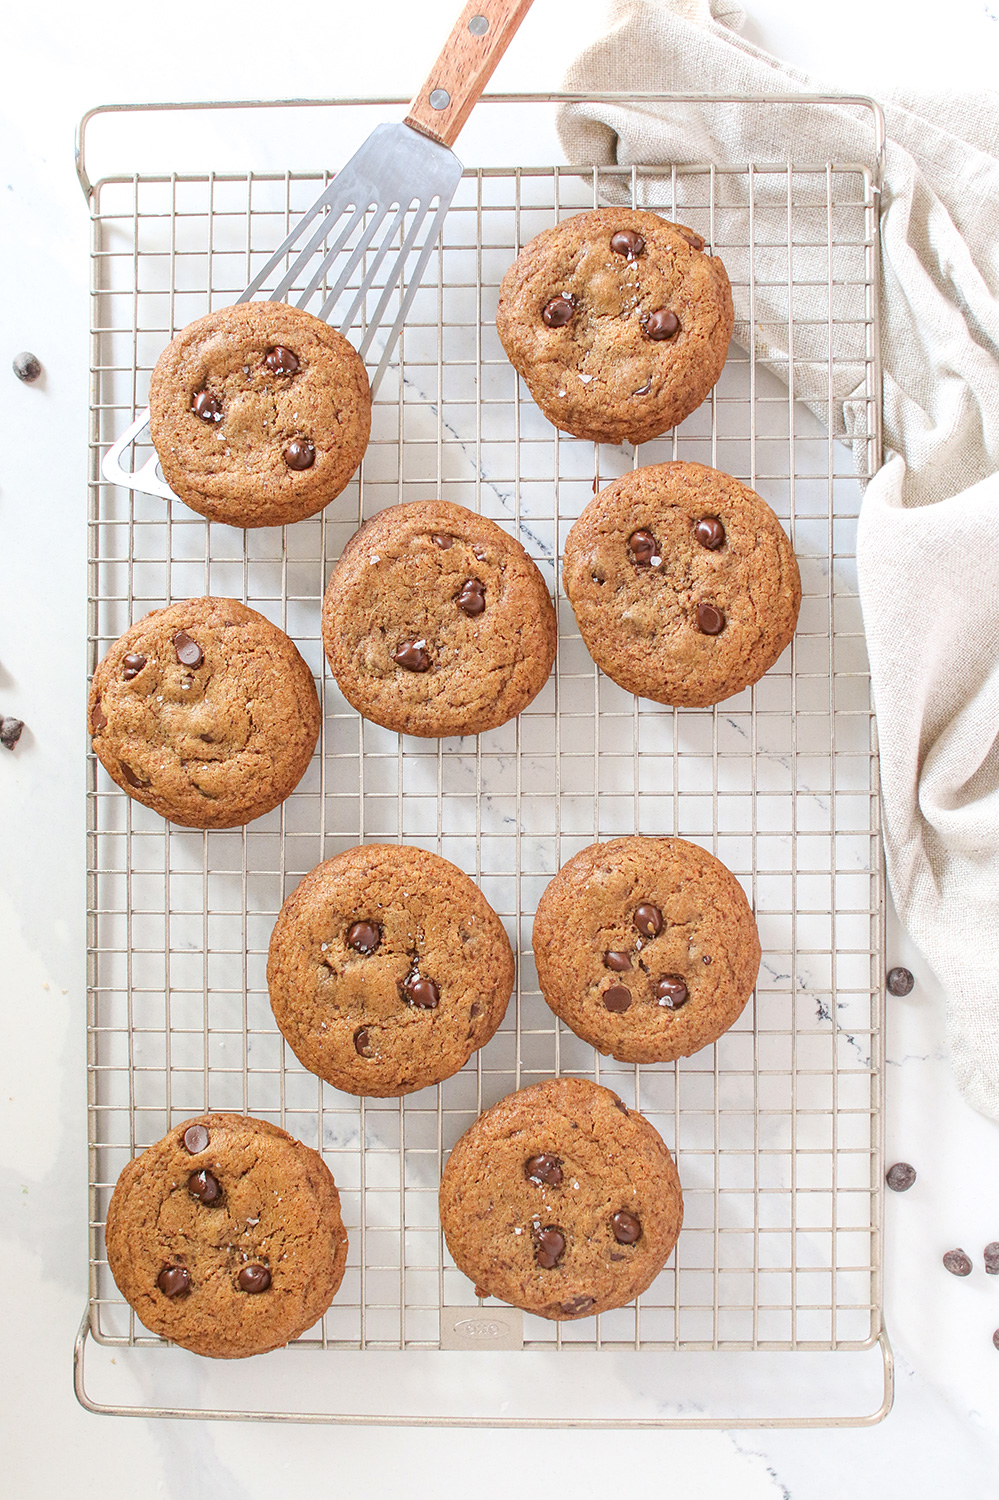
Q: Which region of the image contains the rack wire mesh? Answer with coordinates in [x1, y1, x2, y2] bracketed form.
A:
[83, 94, 886, 1419]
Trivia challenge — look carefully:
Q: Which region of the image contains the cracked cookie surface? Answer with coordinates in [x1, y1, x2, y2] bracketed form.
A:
[533, 837, 761, 1065]
[105, 1113, 348, 1359]
[562, 461, 801, 707]
[439, 1078, 682, 1320]
[321, 500, 557, 738]
[267, 843, 515, 1097]
[149, 301, 370, 528]
[496, 208, 733, 446]
[88, 596, 320, 828]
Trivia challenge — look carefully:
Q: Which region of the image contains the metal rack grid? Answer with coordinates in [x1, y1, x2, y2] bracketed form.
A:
[81, 94, 887, 1422]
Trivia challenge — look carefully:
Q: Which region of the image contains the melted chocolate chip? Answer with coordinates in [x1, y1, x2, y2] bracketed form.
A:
[604, 951, 632, 972]
[284, 437, 316, 470]
[156, 1265, 191, 1297]
[119, 762, 146, 789]
[984, 1242, 999, 1276]
[695, 602, 726, 635]
[943, 1249, 972, 1277]
[603, 984, 632, 1012]
[885, 1162, 916, 1192]
[542, 294, 575, 328]
[188, 1169, 221, 1205]
[634, 904, 663, 938]
[628, 529, 660, 567]
[679, 228, 705, 250]
[560, 1296, 595, 1316]
[237, 1263, 271, 1293]
[457, 578, 486, 617]
[92, 702, 107, 732]
[611, 1210, 642, 1245]
[182, 1124, 209, 1154]
[191, 389, 222, 423]
[645, 309, 680, 341]
[173, 631, 204, 668]
[886, 966, 915, 996]
[122, 652, 147, 681]
[263, 345, 300, 376]
[1, 716, 25, 750]
[533, 1225, 566, 1269]
[656, 975, 689, 1008]
[353, 1027, 374, 1057]
[525, 1153, 563, 1187]
[694, 516, 725, 550]
[403, 974, 439, 1009]
[432, 533, 454, 549]
[392, 639, 431, 672]
[347, 921, 381, 954]
[610, 229, 645, 259]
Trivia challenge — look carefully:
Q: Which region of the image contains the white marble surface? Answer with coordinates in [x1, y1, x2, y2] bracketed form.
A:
[3, 0, 999, 1494]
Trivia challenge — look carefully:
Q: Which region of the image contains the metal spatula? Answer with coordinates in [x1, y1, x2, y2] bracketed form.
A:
[102, 0, 535, 504]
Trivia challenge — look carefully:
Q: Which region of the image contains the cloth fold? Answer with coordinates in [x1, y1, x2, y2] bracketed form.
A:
[558, 0, 999, 1118]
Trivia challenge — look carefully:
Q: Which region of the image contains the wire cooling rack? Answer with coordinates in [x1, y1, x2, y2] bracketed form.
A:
[77, 95, 889, 1426]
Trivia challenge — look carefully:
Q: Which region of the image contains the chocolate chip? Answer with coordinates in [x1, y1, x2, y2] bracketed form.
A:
[603, 984, 632, 1012]
[679, 228, 705, 250]
[542, 294, 575, 328]
[457, 578, 486, 617]
[12, 351, 42, 383]
[173, 631, 204, 668]
[0, 717, 25, 751]
[182, 1124, 209, 1154]
[432, 533, 454, 549]
[984, 1242, 999, 1275]
[886, 966, 915, 996]
[91, 702, 107, 732]
[353, 1027, 374, 1057]
[694, 516, 725, 550]
[533, 1225, 566, 1269]
[263, 345, 300, 376]
[610, 229, 644, 258]
[347, 921, 381, 954]
[634, 904, 663, 938]
[525, 1154, 563, 1187]
[628, 530, 660, 567]
[560, 1296, 594, 1316]
[611, 1210, 642, 1245]
[191, 389, 222, 423]
[695, 602, 726, 635]
[156, 1265, 191, 1297]
[284, 437, 316, 470]
[188, 1169, 221, 1205]
[403, 974, 439, 1008]
[392, 639, 431, 672]
[885, 1162, 916, 1192]
[237, 1263, 271, 1293]
[645, 309, 680, 341]
[942, 1248, 972, 1277]
[604, 951, 632, 972]
[122, 652, 146, 681]
[119, 762, 146, 788]
[656, 975, 689, 1008]
[612, 1097, 629, 1115]
[994, 1329, 999, 1352]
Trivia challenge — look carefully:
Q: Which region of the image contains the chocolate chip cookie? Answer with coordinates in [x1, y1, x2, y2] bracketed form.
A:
[105, 1113, 348, 1359]
[267, 843, 515, 1097]
[439, 1078, 682, 1320]
[496, 208, 733, 446]
[321, 500, 556, 738]
[149, 301, 370, 528]
[533, 837, 761, 1065]
[88, 597, 320, 828]
[562, 461, 800, 707]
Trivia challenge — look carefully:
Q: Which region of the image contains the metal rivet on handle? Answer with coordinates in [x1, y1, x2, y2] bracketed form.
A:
[468, 14, 490, 33]
[429, 89, 451, 111]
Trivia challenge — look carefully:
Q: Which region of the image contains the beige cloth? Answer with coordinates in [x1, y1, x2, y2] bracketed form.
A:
[558, 0, 999, 1118]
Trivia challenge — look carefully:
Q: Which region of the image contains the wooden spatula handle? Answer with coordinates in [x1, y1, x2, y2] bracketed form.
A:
[405, 0, 535, 149]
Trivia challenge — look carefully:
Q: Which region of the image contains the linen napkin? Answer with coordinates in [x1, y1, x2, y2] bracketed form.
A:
[558, 0, 999, 1118]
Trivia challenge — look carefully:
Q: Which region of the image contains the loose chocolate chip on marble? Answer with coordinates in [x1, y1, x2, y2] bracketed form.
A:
[263, 345, 300, 376]
[644, 309, 680, 341]
[284, 437, 316, 470]
[885, 1161, 916, 1193]
[695, 602, 726, 635]
[191, 389, 223, 423]
[603, 984, 633, 1013]
[122, 652, 147, 681]
[694, 516, 725, 550]
[237, 1263, 272, 1293]
[12, 351, 42, 383]
[610, 229, 645, 259]
[156, 1265, 191, 1298]
[119, 762, 146, 788]
[628, 529, 660, 567]
[354, 1027, 374, 1057]
[183, 1124, 210, 1155]
[525, 1153, 563, 1187]
[656, 975, 689, 1008]
[679, 229, 705, 251]
[392, 639, 431, 672]
[533, 1225, 566, 1269]
[432, 533, 454, 549]
[541, 294, 576, 328]
[347, 921, 381, 954]
[0, 717, 25, 751]
[886, 966, 915, 996]
[188, 1169, 222, 1205]
[942, 1249, 973, 1277]
[173, 631, 204, 668]
[403, 974, 440, 1009]
[604, 951, 633, 972]
[456, 578, 486, 617]
[91, 702, 107, 732]
[634, 904, 663, 938]
[984, 1242, 999, 1275]
[611, 1210, 642, 1245]
[560, 1296, 595, 1316]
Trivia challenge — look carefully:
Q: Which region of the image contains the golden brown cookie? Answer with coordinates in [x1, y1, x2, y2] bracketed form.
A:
[149, 301, 370, 528]
[496, 208, 733, 446]
[533, 837, 761, 1065]
[267, 843, 515, 1097]
[439, 1078, 682, 1320]
[88, 596, 320, 828]
[562, 461, 801, 707]
[321, 500, 556, 738]
[105, 1113, 348, 1359]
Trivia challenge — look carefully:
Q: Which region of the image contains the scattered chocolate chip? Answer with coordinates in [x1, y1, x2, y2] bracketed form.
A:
[679, 229, 705, 250]
[525, 1153, 563, 1187]
[354, 1027, 374, 1057]
[610, 229, 644, 259]
[12, 351, 42, 383]
[542, 294, 575, 328]
[284, 437, 316, 470]
[942, 1248, 972, 1277]
[611, 1210, 642, 1245]
[91, 702, 107, 732]
[644, 309, 680, 341]
[347, 921, 381, 954]
[392, 639, 431, 672]
[695, 602, 726, 635]
[403, 974, 440, 1008]
[604, 951, 632, 972]
[0, 717, 25, 751]
[237, 1263, 271, 1293]
[694, 516, 725, 550]
[656, 975, 689, 1008]
[432, 533, 454, 549]
[263, 345, 300, 376]
[122, 652, 147, 681]
[994, 1329, 999, 1352]
[156, 1265, 191, 1297]
[885, 1162, 916, 1192]
[533, 1225, 566, 1269]
[628, 529, 660, 567]
[634, 904, 663, 938]
[191, 389, 222, 423]
[119, 762, 146, 788]
[173, 631, 204, 668]
[603, 984, 632, 1012]
[886, 966, 915, 996]
[188, 1169, 221, 1205]
[984, 1242, 999, 1275]
[456, 578, 486, 617]
[183, 1124, 209, 1154]
[560, 1296, 594, 1316]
